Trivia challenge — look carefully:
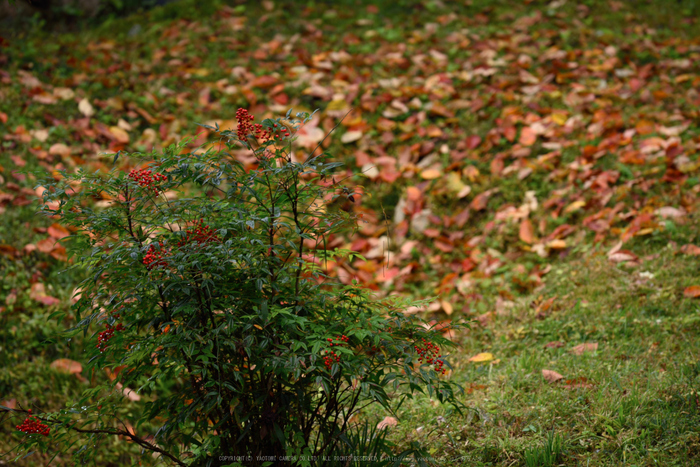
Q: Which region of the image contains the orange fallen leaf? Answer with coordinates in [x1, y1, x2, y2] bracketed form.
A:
[571, 342, 598, 355]
[519, 126, 537, 146]
[519, 219, 536, 244]
[684, 286, 700, 298]
[542, 369, 563, 383]
[47, 223, 70, 239]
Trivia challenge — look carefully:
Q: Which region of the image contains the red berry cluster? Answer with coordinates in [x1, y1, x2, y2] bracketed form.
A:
[235, 108, 292, 144]
[143, 242, 169, 269]
[322, 335, 349, 371]
[178, 219, 220, 247]
[128, 168, 167, 194]
[97, 322, 124, 353]
[236, 108, 272, 142]
[415, 338, 446, 375]
[16, 411, 50, 436]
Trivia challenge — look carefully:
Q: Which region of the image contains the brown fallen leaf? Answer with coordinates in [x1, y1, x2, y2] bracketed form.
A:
[542, 369, 564, 383]
[684, 286, 700, 298]
[571, 342, 598, 355]
[377, 416, 398, 430]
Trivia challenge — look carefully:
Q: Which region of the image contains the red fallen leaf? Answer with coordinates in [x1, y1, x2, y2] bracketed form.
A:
[0, 111, 7, 124]
[544, 341, 565, 349]
[542, 369, 564, 383]
[465, 135, 482, 149]
[519, 126, 537, 146]
[29, 283, 61, 306]
[571, 342, 598, 355]
[680, 244, 700, 256]
[519, 219, 536, 244]
[503, 125, 517, 142]
[683, 286, 700, 298]
[47, 223, 70, 239]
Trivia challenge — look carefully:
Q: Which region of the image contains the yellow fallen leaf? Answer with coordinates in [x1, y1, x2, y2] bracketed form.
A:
[551, 112, 568, 126]
[564, 200, 586, 214]
[469, 352, 494, 363]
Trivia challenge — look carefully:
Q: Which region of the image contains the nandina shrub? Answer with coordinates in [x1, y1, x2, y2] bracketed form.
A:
[11, 109, 464, 466]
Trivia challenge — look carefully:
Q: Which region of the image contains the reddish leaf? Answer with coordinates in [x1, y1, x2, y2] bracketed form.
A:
[519, 219, 536, 244]
[519, 126, 537, 146]
[684, 286, 700, 298]
[47, 223, 70, 239]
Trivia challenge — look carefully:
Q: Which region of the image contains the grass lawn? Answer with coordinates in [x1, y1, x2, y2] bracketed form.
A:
[1, 0, 700, 465]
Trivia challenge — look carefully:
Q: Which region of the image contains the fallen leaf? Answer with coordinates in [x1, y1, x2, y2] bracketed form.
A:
[542, 369, 563, 383]
[519, 219, 536, 244]
[544, 341, 565, 349]
[655, 207, 686, 219]
[50, 358, 82, 375]
[78, 98, 95, 117]
[420, 168, 442, 180]
[683, 286, 700, 298]
[377, 416, 398, 430]
[469, 352, 494, 363]
[109, 126, 130, 144]
[571, 342, 598, 355]
[562, 377, 595, 390]
[440, 300, 453, 315]
[519, 126, 537, 146]
[681, 244, 700, 256]
[116, 382, 141, 401]
[341, 131, 363, 144]
[49, 143, 71, 157]
[29, 283, 61, 306]
[547, 239, 567, 249]
[48, 223, 70, 239]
